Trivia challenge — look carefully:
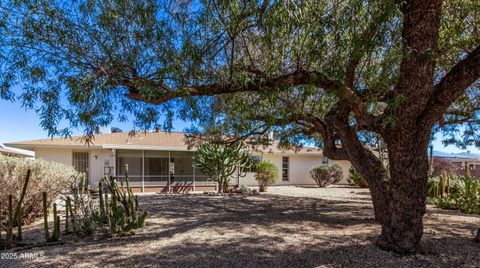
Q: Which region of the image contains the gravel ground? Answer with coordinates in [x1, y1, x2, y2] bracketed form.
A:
[1, 185, 479, 268]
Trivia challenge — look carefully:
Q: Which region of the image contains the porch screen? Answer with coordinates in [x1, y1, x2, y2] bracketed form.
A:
[170, 151, 194, 183]
[116, 150, 142, 185]
[144, 151, 169, 185]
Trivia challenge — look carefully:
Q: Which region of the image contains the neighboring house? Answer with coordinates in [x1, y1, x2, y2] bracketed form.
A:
[6, 131, 351, 192]
[0, 144, 34, 158]
[432, 150, 480, 178]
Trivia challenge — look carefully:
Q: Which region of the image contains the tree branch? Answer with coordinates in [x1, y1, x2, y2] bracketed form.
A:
[123, 70, 340, 105]
[423, 45, 480, 121]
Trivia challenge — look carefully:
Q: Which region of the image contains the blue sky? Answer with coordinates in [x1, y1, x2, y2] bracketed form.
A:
[0, 98, 190, 143]
[1, 97, 479, 154]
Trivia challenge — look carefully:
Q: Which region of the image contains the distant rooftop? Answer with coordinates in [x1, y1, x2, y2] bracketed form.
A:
[433, 150, 480, 160]
[0, 144, 34, 158]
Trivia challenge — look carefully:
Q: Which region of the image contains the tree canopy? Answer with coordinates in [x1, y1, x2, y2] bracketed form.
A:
[1, 0, 478, 145]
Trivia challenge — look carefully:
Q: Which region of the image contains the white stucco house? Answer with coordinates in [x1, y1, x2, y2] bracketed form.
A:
[6, 131, 351, 192]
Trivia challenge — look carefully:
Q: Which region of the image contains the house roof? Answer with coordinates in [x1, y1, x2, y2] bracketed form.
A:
[5, 131, 324, 156]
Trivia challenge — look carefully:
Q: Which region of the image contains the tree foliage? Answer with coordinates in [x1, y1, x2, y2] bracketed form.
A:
[347, 167, 368, 188]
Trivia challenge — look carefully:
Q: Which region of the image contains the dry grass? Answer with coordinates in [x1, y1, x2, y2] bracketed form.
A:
[1, 186, 479, 268]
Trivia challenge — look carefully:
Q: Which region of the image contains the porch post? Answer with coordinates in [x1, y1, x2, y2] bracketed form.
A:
[142, 150, 145, 193]
[168, 151, 171, 193]
[112, 149, 116, 178]
[193, 165, 196, 192]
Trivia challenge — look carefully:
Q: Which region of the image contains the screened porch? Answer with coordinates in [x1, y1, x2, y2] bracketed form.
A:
[114, 149, 217, 192]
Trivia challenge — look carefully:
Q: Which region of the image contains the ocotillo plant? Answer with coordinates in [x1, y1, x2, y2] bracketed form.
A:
[42, 192, 60, 242]
[15, 169, 31, 241]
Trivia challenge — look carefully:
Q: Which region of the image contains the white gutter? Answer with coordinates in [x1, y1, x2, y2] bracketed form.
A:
[102, 144, 325, 155]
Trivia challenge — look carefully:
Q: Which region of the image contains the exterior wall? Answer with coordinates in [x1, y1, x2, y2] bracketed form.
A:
[287, 155, 323, 185]
[90, 149, 116, 186]
[35, 147, 73, 167]
[238, 153, 351, 186]
[239, 153, 281, 186]
[333, 160, 352, 184]
[35, 147, 115, 187]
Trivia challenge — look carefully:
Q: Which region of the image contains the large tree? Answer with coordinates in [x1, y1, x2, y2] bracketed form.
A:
[1, 0, 480, 254]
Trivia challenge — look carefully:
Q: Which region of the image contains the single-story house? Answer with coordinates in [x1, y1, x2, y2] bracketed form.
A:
[5, 131, 351, 192]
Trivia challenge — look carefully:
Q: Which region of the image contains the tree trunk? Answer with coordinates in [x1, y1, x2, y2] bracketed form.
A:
[326, 107, 432, 254]
[376, 131, 430, 254]
[327, 116, 390, 225]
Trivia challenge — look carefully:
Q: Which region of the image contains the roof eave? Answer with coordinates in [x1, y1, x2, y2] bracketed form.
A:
[102, 144, 194, 152]
[5, 143, 103, 151]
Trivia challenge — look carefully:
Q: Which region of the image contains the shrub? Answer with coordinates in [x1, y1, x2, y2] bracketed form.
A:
[433, 176, 480, 214]
[310, 164, 343, 187]
[238, 185, 253, 195]
[254, 161, 279, 192]
[0, 155, 79, 226]
[347, 167, 368, 188]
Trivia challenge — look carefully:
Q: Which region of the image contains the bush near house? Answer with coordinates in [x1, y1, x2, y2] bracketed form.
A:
[0, 155, 80, 225]
[310, 164, 343, 187]
[347, 167, 369, 188]
[255, 161, 279, 192]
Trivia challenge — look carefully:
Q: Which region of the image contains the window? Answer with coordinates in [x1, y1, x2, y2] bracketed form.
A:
[282, 157, 289, 181]
[322, 156, 329, 165]
[244, 156, 262, 172]
[72, 152, 89, 176]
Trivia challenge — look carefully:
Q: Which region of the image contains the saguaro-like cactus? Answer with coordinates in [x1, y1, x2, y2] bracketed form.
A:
[42, 191, 60, 242]
[0, 170, 31, 248]
[15, 170, 31, 241]
[94, 165, 147, 235]
[53, 203, 60, 241]
[42, 192, 49, 241]
[65, 196, 72, 233]
[6, 195, 13, 244]
[193, 141, 251, 193]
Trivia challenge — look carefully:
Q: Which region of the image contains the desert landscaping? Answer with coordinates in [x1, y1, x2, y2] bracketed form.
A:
[2, 186, 479, 268]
